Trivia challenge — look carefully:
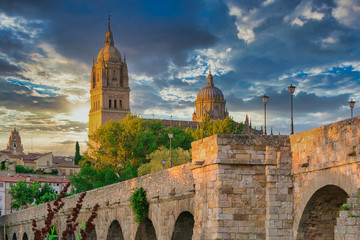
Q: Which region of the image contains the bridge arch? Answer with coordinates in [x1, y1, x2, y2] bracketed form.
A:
[171, 211, 195, 240]
[294, 170, 357, 239]
[296, 185, 348, 239]
[106, 220, 124, 240]
[135, 217, 157, 240]
[87, 229, 97, 240]
[22, 233, 28, 240]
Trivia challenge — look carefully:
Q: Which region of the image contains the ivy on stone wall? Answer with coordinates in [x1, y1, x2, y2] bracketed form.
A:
[130, 187, 149, 223]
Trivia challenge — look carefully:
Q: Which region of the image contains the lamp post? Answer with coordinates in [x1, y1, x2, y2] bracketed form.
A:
[161, 159, 166, 170]
[349, 99, 356, 119]
[168, 132, 173, 167]
[288, 84, 296, 135]
[261, 94, 269, 135]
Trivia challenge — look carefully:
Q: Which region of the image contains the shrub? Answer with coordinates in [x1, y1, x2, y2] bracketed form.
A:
[50, 169, 58, 175]
[129, 187, 149, 223]
[15, 165, 34, 173]
[1, 161, 6, 170]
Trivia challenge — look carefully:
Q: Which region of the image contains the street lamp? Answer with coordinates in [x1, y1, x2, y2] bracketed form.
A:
[161, 159, 166, 170]
[288, 84, 296, 135]
[168, 132, 173, 168]
[348, 99, 356, 119]
[261, 94, 269, 135]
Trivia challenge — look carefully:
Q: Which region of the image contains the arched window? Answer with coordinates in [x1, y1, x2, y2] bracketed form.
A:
[119, 100, 122, 110]
[109, 100, 112, 108]
[114, 100, 117, 109]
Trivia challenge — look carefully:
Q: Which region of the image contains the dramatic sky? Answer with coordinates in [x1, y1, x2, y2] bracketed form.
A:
[0, 0, 359, 154]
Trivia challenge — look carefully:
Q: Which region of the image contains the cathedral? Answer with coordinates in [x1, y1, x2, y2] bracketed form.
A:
[192, 70, 229, 122]
[88, 18, 250, 140]
[88, 16, 130, 138]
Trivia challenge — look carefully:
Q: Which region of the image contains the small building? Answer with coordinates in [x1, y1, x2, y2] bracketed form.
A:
[51, 156, 80, 176]
[23, 152, 53, 170]
[0, 176, 70, 216]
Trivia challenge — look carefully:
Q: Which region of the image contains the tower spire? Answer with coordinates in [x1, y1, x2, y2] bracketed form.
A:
[108, 11, 111, 31]
[104, 12, 114, 46]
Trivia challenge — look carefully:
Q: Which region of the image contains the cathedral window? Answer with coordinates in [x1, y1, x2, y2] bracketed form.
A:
[113, 70, 116, 81]
[13, 135, 16, 140]
[114, 100, 117, 109]
[109, 99, 112, 108]
[13, 143, 17, 147]
[119, 100, 122, 110]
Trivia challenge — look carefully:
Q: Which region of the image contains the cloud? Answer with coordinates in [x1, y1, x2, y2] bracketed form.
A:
[332, 0, 360, 28]
[228, 4, 264, 43]
[0, 0, 360, 152]
[284, 0, 325, 27]
[0, 78, 72, 114]
[0, 12, 44, 42]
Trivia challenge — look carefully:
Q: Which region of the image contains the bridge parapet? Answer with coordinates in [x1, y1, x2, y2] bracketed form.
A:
[0, 163, 194, 240]
[291, 116, 360, 175]
[192, 134, 290, 166]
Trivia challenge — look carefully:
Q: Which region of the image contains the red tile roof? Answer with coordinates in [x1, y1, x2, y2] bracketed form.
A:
[0, 176, 70, 183]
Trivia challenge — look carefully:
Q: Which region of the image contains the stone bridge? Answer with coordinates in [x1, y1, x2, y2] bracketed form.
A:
[1, 117, 360, 240]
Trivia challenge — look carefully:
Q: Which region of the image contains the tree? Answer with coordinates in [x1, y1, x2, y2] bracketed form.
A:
[9, 180, 40, 210]
[87, 114, 168, 170]
[69, 164, 122, 193]
[157, 126, 194, 151]
[9, 181, 58, 210]
[191, 115, 243, 141]
[138, 146, 191, 176]
[35, 183, 57, 205]
[74, 141, 81, 165]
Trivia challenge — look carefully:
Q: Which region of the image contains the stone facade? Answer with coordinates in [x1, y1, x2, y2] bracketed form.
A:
[335, 196, 360, 240]
[88, 17, 130, 143]
[2, 116, 360, 239]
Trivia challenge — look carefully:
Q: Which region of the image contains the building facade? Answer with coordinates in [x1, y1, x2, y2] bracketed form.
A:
[0, 176, 70, 216]
[192, 70, 228, 122]
[88, 17, 130, 141]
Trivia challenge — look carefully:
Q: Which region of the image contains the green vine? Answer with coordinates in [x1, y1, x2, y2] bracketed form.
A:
[130, 187, 149, 223]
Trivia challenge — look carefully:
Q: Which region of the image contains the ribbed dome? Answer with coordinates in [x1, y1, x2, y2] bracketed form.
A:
[196, 85, 224, 101]
[196, 71, 224, 101]
[97, 45, 121, 63]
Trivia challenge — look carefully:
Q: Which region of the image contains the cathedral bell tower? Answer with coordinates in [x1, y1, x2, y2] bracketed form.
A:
[89, 16, 130, 140]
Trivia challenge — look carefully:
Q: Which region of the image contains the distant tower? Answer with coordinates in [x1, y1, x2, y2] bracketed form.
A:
[89, 15, 130, 141]
[244, 114, 250, 135]
[192, 69, 228, 122]
[6, 128, 24, 154]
